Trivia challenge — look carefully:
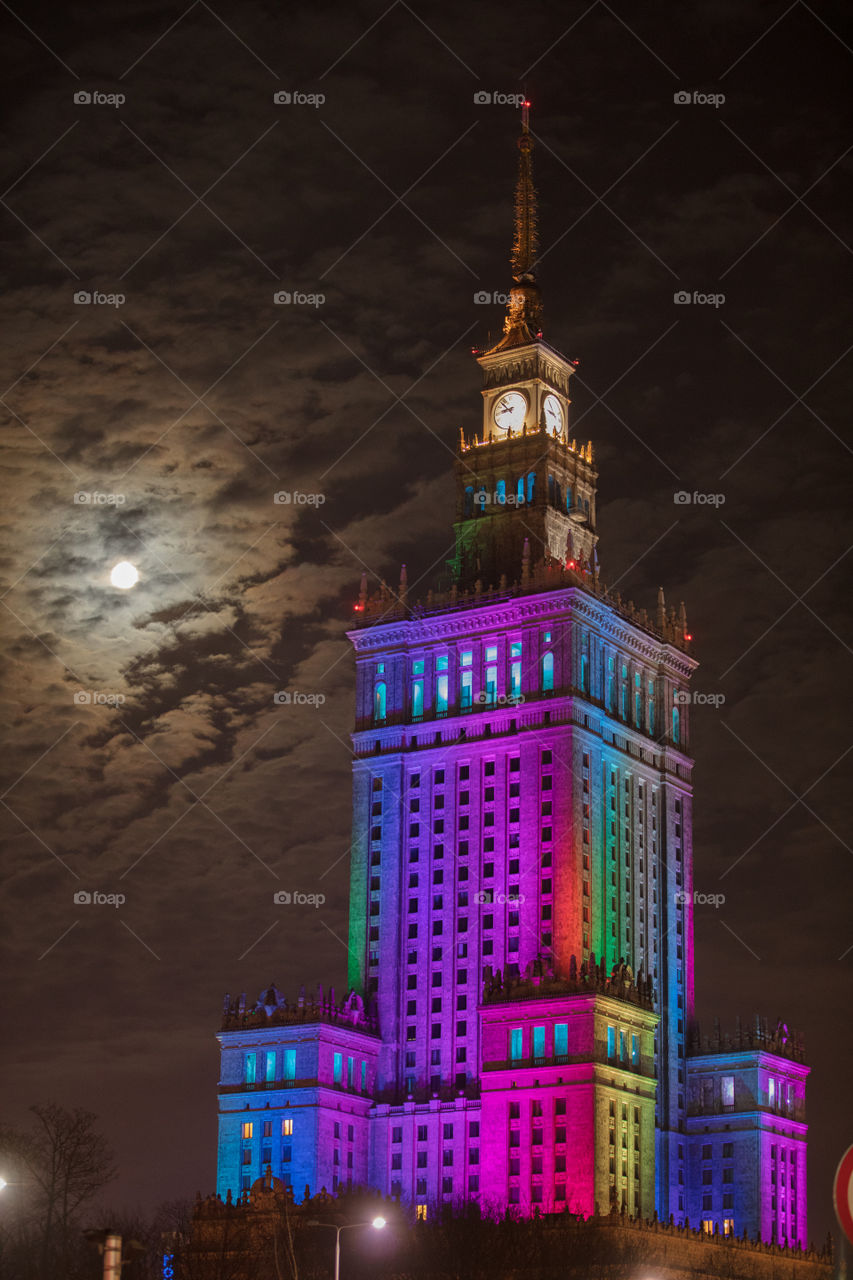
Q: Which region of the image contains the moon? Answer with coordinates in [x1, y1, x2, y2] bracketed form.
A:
[110, 561, 139, 590]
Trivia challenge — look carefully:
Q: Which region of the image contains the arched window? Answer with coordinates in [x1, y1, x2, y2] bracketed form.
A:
[527, 472, 536, 504]
[496, 478, 506, 505]
[373, 682, 386, 724]
[541, 651, 554, 693]
[672, 705, 680, 745]
[464, 486, 474, 518]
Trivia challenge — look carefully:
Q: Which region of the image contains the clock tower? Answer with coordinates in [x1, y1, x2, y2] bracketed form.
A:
[453, 104, 598, 589]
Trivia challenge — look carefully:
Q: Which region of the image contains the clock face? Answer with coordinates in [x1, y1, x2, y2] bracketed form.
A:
[493, 391, 527, 435]
[543, 393, 564, 437]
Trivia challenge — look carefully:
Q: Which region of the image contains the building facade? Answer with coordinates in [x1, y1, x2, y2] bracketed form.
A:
[216, 109, 809, 1247]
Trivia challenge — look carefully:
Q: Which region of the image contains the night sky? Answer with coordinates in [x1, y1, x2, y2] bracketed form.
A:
[1, 0, 851, 1246]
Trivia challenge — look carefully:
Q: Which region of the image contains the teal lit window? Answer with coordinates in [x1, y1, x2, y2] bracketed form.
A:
[460, 651, 473, 709]
[632, 1034, 640, 1066]
[635, 673, 642, 725]
[722, 1075, 735, 1109]
[533, 1026, 545, 1059]
[436, 654, 448, 671]
[544, 631, 551, 642]
[411, 678, 424, 719]
[517, 475, 525, 504]
[648, 680, 655, 736]
[607, 1026, 616, 1059]
[620, 665, 628, 719]
[361, 1061, 367, 1092]
[265, 1050, 276, 1081]
[510, 1028, 523, 1061]
[486, 645, 497, 662]
[554, 1023, 568, 1056]
[541, 652, 554, 692]
[347, 1056, 355, 1088]
[283, 1049, 296, 1081]
[485, 657, 497, 705]
[245, 1053, 257, 1084]
[373, 682, 386, 724]
[527, 472, 535, 503]
[496, 478, 506, 504]
[377, 662, 385, 673]
[580, 652, 588, 692]
[606, 655, 614, 712]
[672, 705, 680, 745]
[510, 641, 522, 699]
[333, 1052, 342, 1085]
[619, 1030, 626, 1061]
[413, 659, 424, 674]
[435, 673, 448, 713]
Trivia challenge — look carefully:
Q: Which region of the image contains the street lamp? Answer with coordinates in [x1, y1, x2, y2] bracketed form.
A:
[306, 1217, 386, 1280]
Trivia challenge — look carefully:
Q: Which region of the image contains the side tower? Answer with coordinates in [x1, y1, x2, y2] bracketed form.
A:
[346, 108, 697, 1222]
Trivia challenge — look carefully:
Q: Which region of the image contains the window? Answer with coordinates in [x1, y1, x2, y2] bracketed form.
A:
[245, 1053, 256, 1084]
[701, 1220, 714, 1235]
[541, 651, 554, 692]
[333, 1052, 342, 1085]
[672, 704, 680, 745]
[411, 674, 424, 719]
[510, 1028, 523, 1061]
[264, 1050, 276, 1081]
[723, 1218, 735, 1237]
[416, 1205, 428, 1221]
[554, 1023, 568, 1056]
[460, 651, 473, 708]
[510, 642, 522, 699]
[282, 1048, 296, 1081]
[241, 1122, 253, 1139]
[722, 1076, 735, 1110]
[282, 1118, 293, 1136]
[631, 1034, 640, 1066]
[373, 682, 386, 724]
[533, 1026, 546, 1059]
[436, 671, 448, 713]
[607, 1026, 616, 1059]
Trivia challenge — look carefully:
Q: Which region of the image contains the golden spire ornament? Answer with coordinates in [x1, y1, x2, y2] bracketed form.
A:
[503, 98, 543, 339]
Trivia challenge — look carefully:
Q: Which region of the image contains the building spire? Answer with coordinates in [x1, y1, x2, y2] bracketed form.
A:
[502, 98, 542, 342]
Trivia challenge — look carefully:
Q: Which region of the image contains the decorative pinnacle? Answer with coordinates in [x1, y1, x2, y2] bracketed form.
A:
[512, 100, 538, 281]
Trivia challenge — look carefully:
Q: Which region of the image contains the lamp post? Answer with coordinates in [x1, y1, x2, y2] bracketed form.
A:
[306, 1216, 386, 1280]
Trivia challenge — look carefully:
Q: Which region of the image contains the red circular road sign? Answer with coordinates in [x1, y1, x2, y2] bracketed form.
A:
[834, 1144, 853, 1247]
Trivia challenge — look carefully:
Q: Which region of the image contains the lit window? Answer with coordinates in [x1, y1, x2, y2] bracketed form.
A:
[723, 1218, 735, 1237]
[416, 1205, 428, 1221]
[373, 682, 386, 724]
[283, 1048, 296, 1082]
[435, 673, 448, 714]
[554, 1023, 568, 1056]
[701, 1220, 714, 1235]
[541, 652, 554, 692]
[245, 1053, 256, 1084]
[722, 1076, 735, 1110]
[533, 1026, 545, 1059]
[631, 1034, 640, 1067]
[282, 1118, 293, 1136]
[333, 1052, 342, 1085]
[411, 677, 424, 719]
[460, 652, 473, 709]
[672, 704, 680, 745]
[510, 1028, 523, 1061]
[242, 1122, 253, 1139]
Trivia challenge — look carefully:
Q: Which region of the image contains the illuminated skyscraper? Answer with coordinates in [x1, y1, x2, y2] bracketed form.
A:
[216, 108, 809, 1245]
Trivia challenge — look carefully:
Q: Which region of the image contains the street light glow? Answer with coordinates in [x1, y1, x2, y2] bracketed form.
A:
[372, 1216, 386, 1229]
